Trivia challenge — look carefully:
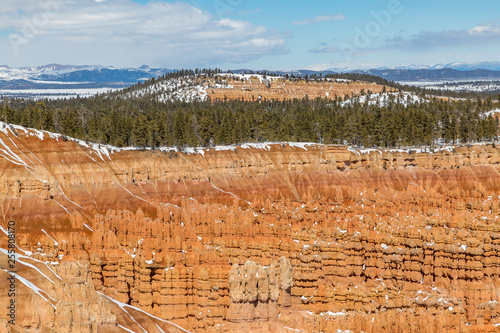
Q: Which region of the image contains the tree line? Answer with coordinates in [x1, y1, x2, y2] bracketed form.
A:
[1, 92, 498, 149]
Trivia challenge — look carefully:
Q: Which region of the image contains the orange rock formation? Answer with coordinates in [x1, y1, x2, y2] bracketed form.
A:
[0, 123, 500, 332]
[203, 76, 392, 101]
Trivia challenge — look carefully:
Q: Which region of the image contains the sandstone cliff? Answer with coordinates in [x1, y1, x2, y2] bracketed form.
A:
[1, 123, 500, 332]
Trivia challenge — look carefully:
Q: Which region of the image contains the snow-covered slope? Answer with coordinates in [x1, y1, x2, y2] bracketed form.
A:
[340, 92, 426, 107]
[126, 74, 277, 103]
[0, 64, 172, 83]
[402, 80, 500, 93]
[0, 64, 174, 99]
[434, 61, 500, 71]
[128, 76, 209, 102]
[0, 64, 85, 81]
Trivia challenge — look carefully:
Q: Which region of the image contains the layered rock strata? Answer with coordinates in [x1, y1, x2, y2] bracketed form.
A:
[0, 124, 500, 332]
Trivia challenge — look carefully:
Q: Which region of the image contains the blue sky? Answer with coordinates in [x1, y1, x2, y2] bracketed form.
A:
[1, 0, 500, 70]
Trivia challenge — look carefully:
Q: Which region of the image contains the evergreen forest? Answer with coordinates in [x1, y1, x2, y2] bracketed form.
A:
[0, 71, 499, 150]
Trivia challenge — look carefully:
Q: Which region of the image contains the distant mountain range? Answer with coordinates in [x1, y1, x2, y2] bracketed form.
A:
[231, 68, 500, 83]
[0, 64, 174, 89]
[2, 62, 500, 91]
[424, 61, 500, 71]
[324, 61, 500, 73]
[322, 61, 500, 82]
[236, 62, 500, 83]
[355, 68, 500, 82]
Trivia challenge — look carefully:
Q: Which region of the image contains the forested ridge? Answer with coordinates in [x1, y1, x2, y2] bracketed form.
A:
[0, 71, 499, 149]
[117, 70, 500, 100]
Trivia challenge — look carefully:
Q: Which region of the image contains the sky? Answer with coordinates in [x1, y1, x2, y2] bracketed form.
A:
[1, 0, 500, 70]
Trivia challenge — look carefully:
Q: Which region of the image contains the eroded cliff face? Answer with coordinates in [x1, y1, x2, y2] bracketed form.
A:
[1, 123, 500, 332]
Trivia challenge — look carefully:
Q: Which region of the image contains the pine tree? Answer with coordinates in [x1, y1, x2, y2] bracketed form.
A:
[131, 114, 147, 148]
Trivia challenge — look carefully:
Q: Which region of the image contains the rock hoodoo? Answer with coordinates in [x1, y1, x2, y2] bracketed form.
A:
[1, 124, 500, 332]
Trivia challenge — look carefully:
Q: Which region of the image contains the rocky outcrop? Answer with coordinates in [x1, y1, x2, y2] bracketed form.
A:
[53, 261, 117, 332]
[0, 257, 118, 332]
[0, 251, 189, 332]
[205, 75, 392, 101]
[225, 258, 292, 326]
[2, 124, 500, 332]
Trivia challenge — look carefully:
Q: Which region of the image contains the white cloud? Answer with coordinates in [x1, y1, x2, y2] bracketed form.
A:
[468, 23, 500, 36]
[0, 0, 289, 67]
[291, 15, 345, 25]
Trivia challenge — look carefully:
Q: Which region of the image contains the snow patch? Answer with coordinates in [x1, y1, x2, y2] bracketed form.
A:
[41, 229, 59, 246]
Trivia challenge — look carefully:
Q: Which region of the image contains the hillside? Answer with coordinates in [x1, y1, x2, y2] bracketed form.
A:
[125, 73, 394, 102]
[1, 123, 500, 332]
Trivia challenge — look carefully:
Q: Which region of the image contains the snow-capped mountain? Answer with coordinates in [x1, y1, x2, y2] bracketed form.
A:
[432, 61, 500, 71]
[361, 68, 500, 82]
[324, 62, 500, 73]
[249, 62, 500, 82]
[325, 64, 432, 73]
[3, 61, 500, 98]
[0, 64, 174, 89]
